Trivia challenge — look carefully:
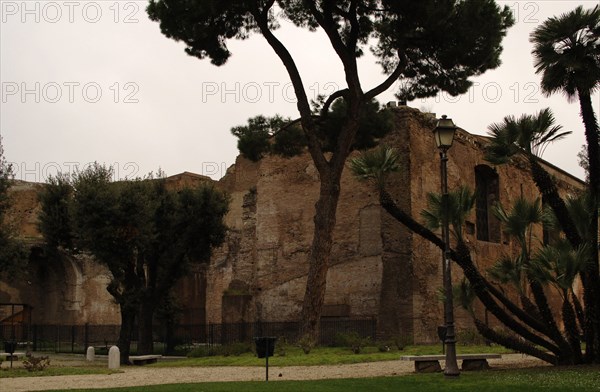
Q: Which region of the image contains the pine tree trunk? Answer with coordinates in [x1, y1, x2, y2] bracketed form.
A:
[300, 173, 342, 345]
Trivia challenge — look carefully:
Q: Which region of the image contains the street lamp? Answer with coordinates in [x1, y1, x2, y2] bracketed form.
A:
[433, 115, 460, 377]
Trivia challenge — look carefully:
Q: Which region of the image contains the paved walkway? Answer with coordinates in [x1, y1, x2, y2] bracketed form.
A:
[1, 353, 547, 391]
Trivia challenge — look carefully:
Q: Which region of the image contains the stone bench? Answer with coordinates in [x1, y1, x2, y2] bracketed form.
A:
[400, 353, 502, 372]
[0, 352, 25, 360]
[129, 354, 162, 365]
[93, 346, 110, 354]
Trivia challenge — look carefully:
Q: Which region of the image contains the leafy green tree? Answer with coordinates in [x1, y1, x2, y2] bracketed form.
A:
[231, 99, 392, 161]
[68, 165, 150, 362]
[148, 0, 514, 342]
[0, 138, 27, 277]
[37, 174, 73, 251]
[531, 5, 600, 361]
[39, 165, 229, 361]
[137, 180, 229, 354]
[230, 116, 286, 161]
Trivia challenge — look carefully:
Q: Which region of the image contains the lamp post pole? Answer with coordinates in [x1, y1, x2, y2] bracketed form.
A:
[440, 148, 460, 377]
[433, 115, 460, 377]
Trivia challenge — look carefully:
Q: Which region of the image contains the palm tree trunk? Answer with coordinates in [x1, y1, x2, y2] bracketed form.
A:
[378, 190, 561, 357]
[572, 291, 585, 333]
[528, 158, 581, 245]
[473, 319, 556, 364]
[577, 90, 600, 363]
[562, 292, 583, 363]
[528, 278, 574, 363]
[519, 294, 541, 320]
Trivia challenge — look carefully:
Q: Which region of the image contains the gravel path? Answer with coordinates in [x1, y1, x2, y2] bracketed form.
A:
[1, 353, 547, 391]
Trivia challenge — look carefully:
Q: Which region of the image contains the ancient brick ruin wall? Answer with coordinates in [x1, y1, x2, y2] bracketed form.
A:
[208, 149, 385, 326]
[397, 107, 584, 342]
[1, 108, 585, 343]
[207, 106, 585, 343]
[1, 173, 215, 326]
[0, 183, 120, 324]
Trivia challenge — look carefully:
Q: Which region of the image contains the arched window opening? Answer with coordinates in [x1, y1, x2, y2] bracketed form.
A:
[475, 165, 501, 243]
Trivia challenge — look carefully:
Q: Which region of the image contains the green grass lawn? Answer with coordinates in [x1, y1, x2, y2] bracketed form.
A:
[0, 367, 120, 378]
[0, 344, 513, 376]
[49, 366, 600, 392]
[151, 344, 512, 367]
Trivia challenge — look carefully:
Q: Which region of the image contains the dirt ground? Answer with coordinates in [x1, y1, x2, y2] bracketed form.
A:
[1, 353, 548, 391]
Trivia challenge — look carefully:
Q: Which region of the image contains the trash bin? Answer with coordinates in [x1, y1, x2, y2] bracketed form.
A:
[437, 325, 447, 342]
[4, 341, 16, 354]
[254, 337, 276, 358]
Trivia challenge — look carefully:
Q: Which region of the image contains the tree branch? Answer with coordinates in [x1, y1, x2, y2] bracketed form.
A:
[251, 7, 328, 172]
[320, 89, 349, 117]
[307, 0, 362, 94]
[270, 115, 319, 138]
[365, 56, 405, 101]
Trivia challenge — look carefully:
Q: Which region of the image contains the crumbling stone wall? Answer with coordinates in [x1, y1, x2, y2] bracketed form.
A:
[1, 109, 585, 345]
[209, 149, 384, 326]
[209, 106, 585, 344]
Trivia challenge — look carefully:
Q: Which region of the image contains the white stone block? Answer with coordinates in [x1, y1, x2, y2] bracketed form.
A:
[86, 346, 95, 361]
[108, 345, 120, 369]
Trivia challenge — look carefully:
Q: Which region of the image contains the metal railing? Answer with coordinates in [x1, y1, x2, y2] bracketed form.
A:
[1, 318, 377, 354]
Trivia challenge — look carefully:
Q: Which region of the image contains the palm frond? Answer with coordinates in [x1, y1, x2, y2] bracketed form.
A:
[453, 278, 477, 315]
[485, 108, 570, 163]
[531, 239, 589, 292]
[531, 5, 600, 98]
[488, 255, 522, 290]
[420, 185, 475, 241]
[350, 146, 401, 189]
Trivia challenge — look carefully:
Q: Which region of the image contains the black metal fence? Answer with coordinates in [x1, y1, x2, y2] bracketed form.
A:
[1, 318, 376, 354]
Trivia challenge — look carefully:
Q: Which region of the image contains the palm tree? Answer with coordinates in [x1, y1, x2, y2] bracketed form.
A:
[350, 146, 401, 191]
[489, 197, 544, 298]
[351, 146, 561, 364]
[531, 7, 600, 362]
[484, 108, 580, 250]
[420, 186, 476, 243]
[531, 5, 600, 199]
[486, 108, 571, 163]
[531, 239, 589, 362]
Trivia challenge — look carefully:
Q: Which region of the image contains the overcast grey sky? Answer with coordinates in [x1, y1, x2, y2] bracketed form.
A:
[1, 1, 598, 182]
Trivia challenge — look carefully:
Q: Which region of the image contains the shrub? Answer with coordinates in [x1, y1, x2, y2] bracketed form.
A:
[276, 337, 287, 357]
[187, 345, 217, 358]
[23, 355, 50, 372]
[219, 342, 252, 357]
[335, 332, 371, 354]
[456, 329, 488, 345]
[394, 334, 412, 350]
[296, 335, 314, 354]
[378, 341, 393, 352]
